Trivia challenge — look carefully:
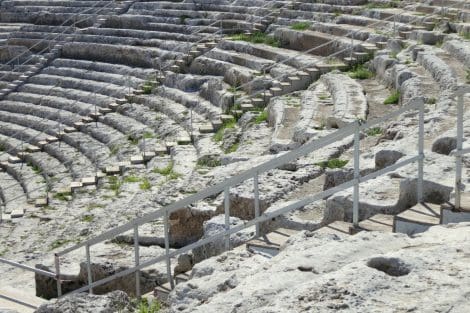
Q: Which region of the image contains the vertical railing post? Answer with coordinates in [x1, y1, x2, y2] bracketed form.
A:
[455, 93, 464, 209]
[253, 173, 260, 237]
[417, 100, 425, 203]
[224, 187, 230, 250]
[54, 254, 62, 297]
[350, 36, 353, 61]
[353, 121, 360, 227]
[85, 244, 93, 294]
[133, 224, 141, 298]
[164, 211, 174, 289]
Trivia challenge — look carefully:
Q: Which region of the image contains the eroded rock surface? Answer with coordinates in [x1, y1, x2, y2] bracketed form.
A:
[168, 223, 470, 312]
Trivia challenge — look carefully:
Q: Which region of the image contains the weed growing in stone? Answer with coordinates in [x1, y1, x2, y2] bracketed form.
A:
[290, 22, 311, 31]
[384, 90, 400, 105]
[367, 127, 383, 136]
[348, 64, 374, 80]
[139, 178, 151, 190]
[316, 159, 349, 169]
[213, 120, 236, 142]
[230, 32, 280, 47]
[254, 110, 268, 124]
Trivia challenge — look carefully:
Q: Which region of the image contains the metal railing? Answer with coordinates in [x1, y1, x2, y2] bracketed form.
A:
[0, 0, 468, 304]
[454, 85, 470, 209]
[52, 97, 428, 297]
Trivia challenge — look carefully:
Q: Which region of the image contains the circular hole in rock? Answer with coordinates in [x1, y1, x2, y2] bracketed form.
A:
[366, 257, 410, 277]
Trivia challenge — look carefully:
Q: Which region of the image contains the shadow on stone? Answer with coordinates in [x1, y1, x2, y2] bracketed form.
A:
[366, 257, 410, 277]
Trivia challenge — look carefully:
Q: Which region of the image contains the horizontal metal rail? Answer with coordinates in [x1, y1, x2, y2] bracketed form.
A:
[0, 257, 56, 278]
[65, 154, 422, 295]
[57, 97, 424, 256]
[53, 98, 429, 298]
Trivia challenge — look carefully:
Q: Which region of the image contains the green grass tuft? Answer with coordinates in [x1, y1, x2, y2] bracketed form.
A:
[290, 21, 311, 31]
[366, 127, 383, 136]
[254, 110, 268, 124]
[316, 159, 349, 169]
[139, 178, 151, 190]
[153, 161, 182, 181]
[230, 32, 280, 47]
[123, 175, 141, 183]
[383, 90, 400, 105]
[196, 158, 222, 168]
[135, 298, 161, 313]
[348, 64, 374, 80]
[213, 120, 236, 142]
[49, 239, 72, 250]
[108, 176, 122, 196]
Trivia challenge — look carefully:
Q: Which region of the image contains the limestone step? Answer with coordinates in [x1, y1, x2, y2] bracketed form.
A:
[358, 214, 394, 232]
[245, 228, 298, 257]
[440, 193, 470, 224]
[154, 272, 190, 303]
[393, 203, 441, 235]
[314, 220, 357, 236]
[0, 286, 47, 313]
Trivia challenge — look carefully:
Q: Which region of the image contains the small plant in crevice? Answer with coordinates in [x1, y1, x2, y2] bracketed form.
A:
[139, 178, 151, 190]
[466, 69, 470, 83]
[107, 175, 122, 196]
[196, 158, 222, 168]
[366, 127, 383, 136]
[459, 32, 470, 40]
[128, 135, 139, 145]
[427, 97, 437, 105]
[49, 239, 72, 250]
[123, 175, 141, 183]
[179, 15, 190, 25]
[152, 161, 181, 181]
[316, 159, 349, 169]
[348, 64, 374, 80]
[213, 119, 236, 142]
[142, 80, 156, 94]
[254, 110, 268, 124]
[133, 297, 161, 313]
[225, 141, 240, 154]
[384, 90, 400, 105]
[290, 21, 311, 31]
[81, 214, 94, 223]
[230, 32, 280, 47]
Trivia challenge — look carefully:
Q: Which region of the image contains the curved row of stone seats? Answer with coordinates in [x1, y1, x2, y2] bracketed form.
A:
[0, 168, 29, 219]
[0, 0, 129, 27]
[130, 92, 223, 163]
[320, 71, 367, 128]
[0, 22, 28, 44]
[129, 0, 278, 33]
[0, 131, 72, 194]
[414, 46, 465, 91]
[0, 150, 47, 202]
[5, 25, 74, 52]
[3, 89, 146, 158]
[0, 109, 113, 173]
[0, 121, 88, 182]
[268, 70, 366, 152]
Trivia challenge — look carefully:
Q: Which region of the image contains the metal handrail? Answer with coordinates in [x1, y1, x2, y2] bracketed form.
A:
[454, 85, 470, 209]
[54, 97, 429, 298]
[0, 1, 468, 301]
[0, 257, 56, 278]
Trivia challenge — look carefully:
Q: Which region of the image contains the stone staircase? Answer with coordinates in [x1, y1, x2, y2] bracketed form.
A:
[0, 286, 46, 313]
